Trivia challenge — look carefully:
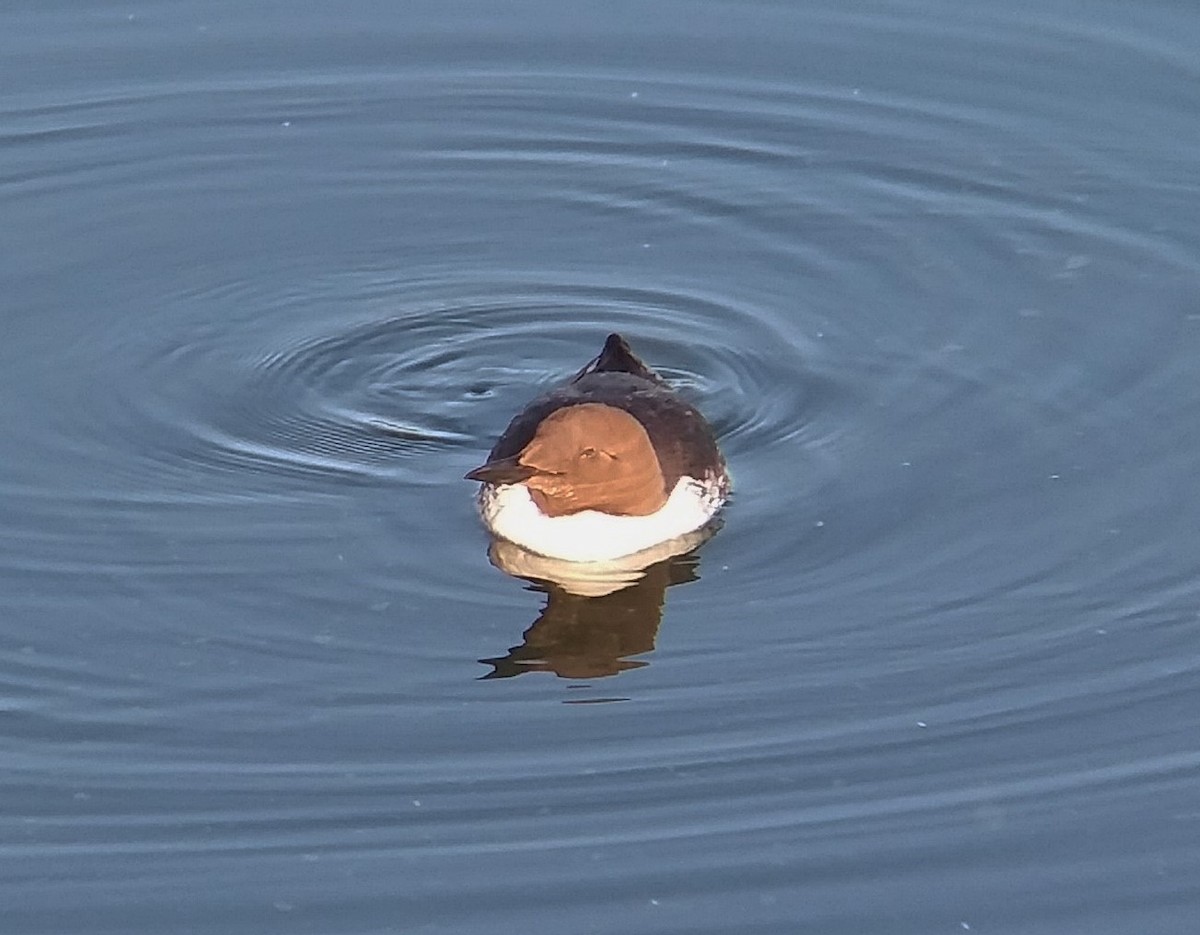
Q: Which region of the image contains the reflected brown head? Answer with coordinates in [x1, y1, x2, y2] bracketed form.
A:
[470, 403, 668, 517]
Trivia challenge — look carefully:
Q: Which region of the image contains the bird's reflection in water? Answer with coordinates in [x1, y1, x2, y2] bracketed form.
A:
[479, 528, 715, 680]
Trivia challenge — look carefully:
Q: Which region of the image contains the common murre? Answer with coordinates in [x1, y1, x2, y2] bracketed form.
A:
[465, 333, 730, 562]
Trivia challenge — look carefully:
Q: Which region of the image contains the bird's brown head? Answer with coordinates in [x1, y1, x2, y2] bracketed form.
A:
[466, 403, 668, 517]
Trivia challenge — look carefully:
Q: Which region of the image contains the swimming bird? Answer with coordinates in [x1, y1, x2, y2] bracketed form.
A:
[465, 333, 729, 562]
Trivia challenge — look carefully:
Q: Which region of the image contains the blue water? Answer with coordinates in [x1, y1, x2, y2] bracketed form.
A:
[3, 2, 1200, 932]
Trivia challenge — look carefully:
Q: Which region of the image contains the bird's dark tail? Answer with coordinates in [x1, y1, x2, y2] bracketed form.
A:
[572, 333, 665, 385]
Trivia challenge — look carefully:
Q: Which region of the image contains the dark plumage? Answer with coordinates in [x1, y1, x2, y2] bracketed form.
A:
[480, 334, 725, 494]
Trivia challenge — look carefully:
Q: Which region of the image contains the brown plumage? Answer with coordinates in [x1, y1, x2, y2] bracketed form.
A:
[466, 334, 725, 511]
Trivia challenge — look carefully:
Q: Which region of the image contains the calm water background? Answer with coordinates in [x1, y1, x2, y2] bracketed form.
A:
[3, 1, 1200, 932]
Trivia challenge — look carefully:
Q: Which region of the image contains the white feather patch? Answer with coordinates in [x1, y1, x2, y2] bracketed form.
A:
[478, 475, 725, 562]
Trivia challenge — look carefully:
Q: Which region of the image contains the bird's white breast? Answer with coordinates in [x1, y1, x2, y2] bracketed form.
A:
[477, 475, 725, 562]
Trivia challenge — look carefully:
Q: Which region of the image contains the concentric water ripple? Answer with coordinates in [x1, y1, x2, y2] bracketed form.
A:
[3, 35, 1197, 664]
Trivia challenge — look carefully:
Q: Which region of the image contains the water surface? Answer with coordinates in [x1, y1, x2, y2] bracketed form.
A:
[3, 2, 1200, 933]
